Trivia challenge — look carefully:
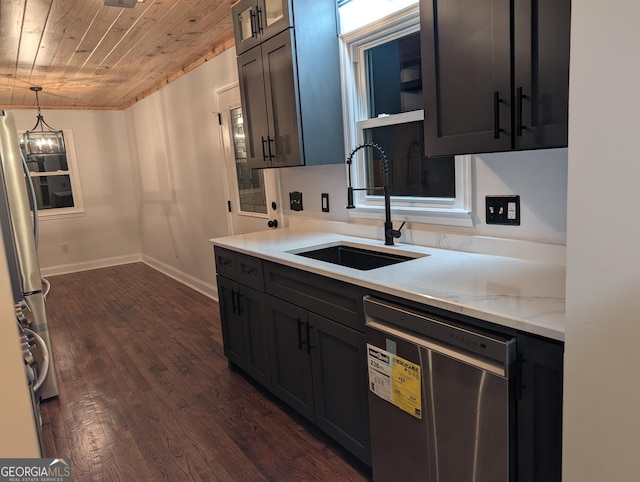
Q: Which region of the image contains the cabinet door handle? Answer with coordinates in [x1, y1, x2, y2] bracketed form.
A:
[516, 86, 526, 137]
[249, 9, 258, 38]
[493, 91, 501, 139]
[306, 324, 314, 354]
[255, 6, 263, 34]
[231, 289, 238, 314]
[296, 319, 306, 350]
[267, 136, 275, 161]
[235, 291, 242, 316]
[261, 136, 269, 163]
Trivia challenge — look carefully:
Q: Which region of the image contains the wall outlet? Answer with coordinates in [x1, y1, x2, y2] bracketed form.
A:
[321, 193, 330, 212]
[61, 243, 69, 253]
[289, 191, 303, 211]
[486, 195, 520, 225]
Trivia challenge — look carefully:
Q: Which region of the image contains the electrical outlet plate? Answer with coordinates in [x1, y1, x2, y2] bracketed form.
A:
[289, 191, 303, 211]
[321, 193, 330, 212]
[486, 195, 520, 225]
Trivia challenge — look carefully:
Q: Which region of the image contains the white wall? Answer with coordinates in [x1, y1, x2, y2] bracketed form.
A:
[279, 148, 568, 245]
[13, 110, 141, 274]
[563, 2, 640, 480]
[124, 47, 238, 295]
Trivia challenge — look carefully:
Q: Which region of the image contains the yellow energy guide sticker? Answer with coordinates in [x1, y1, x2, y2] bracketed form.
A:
[367, 344, 422, 419]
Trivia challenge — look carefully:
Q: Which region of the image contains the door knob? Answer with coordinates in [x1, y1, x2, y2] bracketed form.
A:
[267, 219, 278, 228]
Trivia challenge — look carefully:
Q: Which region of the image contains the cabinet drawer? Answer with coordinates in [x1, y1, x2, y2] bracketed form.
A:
[236, 253, 264, 291]
[214, 246, 237, 279]
[264, 261, 366, 332]
[214, 246, 264, 291]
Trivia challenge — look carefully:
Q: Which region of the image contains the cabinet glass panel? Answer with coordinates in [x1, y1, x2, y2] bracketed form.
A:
[231, 107, 267, 214]
[237, 6, 255, 42]
[363, 121, 455, 198]
[264, 0, 284, 27]
[366, 32, 422, 117]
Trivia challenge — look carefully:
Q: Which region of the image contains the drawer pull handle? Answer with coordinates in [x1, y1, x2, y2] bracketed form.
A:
[235, 291, 242, 316]
[306, 324, 314, 354]
[516, 86, 526, 137]
[297, 319, 305, 350]
[493, 91, 502, 139]
[231, 289, 238, 314]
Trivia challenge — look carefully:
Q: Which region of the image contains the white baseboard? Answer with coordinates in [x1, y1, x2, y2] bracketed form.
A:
[40, 254, 143, 277]
[141, 255, 218, 301]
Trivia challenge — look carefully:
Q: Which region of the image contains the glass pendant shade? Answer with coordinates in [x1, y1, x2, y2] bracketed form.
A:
[23, 129, 65, 155]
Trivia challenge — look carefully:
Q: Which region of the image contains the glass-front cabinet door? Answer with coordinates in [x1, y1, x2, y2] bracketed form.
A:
[232, 0, 292, 55]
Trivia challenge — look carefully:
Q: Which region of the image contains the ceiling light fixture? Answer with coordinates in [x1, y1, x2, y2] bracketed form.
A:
[103, 0, 143, 8]
[22, 87, 65, 155]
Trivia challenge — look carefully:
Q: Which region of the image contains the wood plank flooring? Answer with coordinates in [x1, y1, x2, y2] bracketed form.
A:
[39, 263, 371, 481]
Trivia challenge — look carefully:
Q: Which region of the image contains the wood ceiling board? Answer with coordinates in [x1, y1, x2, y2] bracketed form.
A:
[96, 1, 233, 107]
[0, 0, 27, 105]
[76, 1, 176, 77]
[24, 0, 106, 106]
[0, 0, 238, 109]
[12, 0, 55, 106]
[89, 0, 203, 81]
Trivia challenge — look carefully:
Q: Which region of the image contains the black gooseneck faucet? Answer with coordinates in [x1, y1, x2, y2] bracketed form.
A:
[346, 142, 404, 246]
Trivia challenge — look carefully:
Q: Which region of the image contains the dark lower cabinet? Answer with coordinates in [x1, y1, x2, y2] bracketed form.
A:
[308, 313, 371, 465]
[217, 275, 271, 390]
[265, 296, 371, 465]
[265, 296, 315, 421]
[215, 247, 372, 466]
[517, 332, 564, 482]
[215, 246, 562, 475]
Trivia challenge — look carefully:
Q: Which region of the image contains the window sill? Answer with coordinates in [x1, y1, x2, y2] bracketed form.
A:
[347, 204, 474, 227]
[38, 208, 86, 221]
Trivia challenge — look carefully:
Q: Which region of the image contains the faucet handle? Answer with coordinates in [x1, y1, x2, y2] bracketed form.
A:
[389, 221, 406, 239]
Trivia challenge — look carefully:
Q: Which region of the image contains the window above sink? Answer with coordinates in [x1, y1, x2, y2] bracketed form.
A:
[339, 3, 473, 228]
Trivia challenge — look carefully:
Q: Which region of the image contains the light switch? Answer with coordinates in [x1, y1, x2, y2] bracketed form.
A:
[289, 191, 303, 211]
[486, 195, 520, 225]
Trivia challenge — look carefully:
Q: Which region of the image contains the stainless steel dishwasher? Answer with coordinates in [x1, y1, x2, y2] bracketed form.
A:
[364, 296, 517, 482]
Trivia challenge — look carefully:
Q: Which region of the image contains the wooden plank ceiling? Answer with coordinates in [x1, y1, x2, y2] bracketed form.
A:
[0, 0, 236, 110]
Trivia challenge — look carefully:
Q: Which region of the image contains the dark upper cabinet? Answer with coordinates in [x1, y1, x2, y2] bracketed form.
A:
[238, 30, 303, 169]
[232, 0, 293, 55]
[421, 0, 571, 156]
[234, 0, 344, 169]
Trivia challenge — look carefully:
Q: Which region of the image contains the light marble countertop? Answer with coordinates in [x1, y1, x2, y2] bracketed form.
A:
[211, 229, 566, 341]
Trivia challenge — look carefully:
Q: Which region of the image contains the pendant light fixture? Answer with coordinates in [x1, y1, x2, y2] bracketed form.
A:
[22, 87, 65, 155]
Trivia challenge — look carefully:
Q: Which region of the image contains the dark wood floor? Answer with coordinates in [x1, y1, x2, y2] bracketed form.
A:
[40, 263, 371, 481]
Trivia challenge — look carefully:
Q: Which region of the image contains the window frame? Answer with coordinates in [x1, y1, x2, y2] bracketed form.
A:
[339, 3, 474, 227]
[20, 128, 85, 220]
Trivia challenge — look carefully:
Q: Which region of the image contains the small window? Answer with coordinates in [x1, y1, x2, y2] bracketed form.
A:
[340, 3, 472, 227]
[19, 128, 84, 218]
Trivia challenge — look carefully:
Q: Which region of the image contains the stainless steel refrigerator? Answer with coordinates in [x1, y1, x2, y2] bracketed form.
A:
[0, 109, 59, 401]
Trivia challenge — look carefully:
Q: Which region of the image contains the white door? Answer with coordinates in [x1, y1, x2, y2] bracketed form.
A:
[216, 84, 282, 234]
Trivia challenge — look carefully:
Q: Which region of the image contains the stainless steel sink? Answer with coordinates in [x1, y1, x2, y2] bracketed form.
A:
[292, 244, 424, 271]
